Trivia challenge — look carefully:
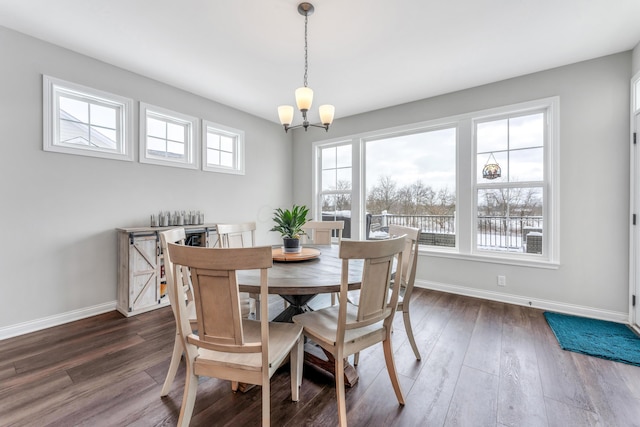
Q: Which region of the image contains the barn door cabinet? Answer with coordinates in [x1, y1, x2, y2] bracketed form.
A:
[116, 224, 217, 316]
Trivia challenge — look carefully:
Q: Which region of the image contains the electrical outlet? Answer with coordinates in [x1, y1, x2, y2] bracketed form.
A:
[497, 275, 506, 287]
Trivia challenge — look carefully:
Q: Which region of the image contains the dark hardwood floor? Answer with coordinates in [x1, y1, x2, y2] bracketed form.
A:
[1, 289, 639, 426]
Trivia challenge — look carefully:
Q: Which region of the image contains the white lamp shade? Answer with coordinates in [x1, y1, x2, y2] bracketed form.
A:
[319, 105, 335, 125]
[295, 87, 313, 111]
[278, 105, 294, 125]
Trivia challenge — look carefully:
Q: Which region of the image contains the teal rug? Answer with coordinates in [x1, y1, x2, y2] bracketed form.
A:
[544, 312, 640, 367]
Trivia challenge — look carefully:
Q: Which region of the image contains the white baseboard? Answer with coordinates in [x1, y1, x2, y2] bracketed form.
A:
[0, 301, 117, 341]
[416, 280, 629, 324]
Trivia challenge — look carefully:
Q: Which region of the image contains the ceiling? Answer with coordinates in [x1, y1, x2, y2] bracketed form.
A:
[1, 0, 640, 125]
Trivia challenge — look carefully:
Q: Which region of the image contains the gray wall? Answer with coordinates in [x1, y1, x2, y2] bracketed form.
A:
[293, 52, 632, 318]
[0, 26, 291, 330]
[633, 41, 640, 75]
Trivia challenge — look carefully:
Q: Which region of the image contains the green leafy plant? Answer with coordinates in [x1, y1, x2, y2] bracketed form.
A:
[270, 204, 309, 239]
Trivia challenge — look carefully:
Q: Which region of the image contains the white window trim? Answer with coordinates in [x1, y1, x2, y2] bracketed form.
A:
[43, 75, 133, 161]
[139, 103, 199, 169]
[470, 97, 559, 264]
[312, 96, 560, 268]
[202, 120, 245, 175]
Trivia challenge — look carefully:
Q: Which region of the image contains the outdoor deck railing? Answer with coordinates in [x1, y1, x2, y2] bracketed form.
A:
[369, 213, 543, 253]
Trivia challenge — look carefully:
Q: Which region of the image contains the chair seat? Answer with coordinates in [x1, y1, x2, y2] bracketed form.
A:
[293, 305, 387, 352]
[195, 320, 302, 373]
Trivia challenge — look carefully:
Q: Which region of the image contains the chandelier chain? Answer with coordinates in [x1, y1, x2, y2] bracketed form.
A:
[303, 12, 308, 88]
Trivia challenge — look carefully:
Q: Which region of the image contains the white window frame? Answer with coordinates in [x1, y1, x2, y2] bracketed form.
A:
[139, 103, 199, 169]
[43, 75, 133, 161]
[202, 120, 245, 175]
[312, 97, 559, 268]
[471, 98, 559, 264]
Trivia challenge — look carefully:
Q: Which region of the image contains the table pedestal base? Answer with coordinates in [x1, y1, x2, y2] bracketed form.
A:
[304, 343, 359, 388]
[272, 294, 316, 323]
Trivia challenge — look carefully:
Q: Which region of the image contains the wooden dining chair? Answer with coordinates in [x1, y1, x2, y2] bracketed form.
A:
[387, 225, 422, 361]
[159, 227, 256, 397]
[292, 236, 407, 427]
[216, 221, 257, 318]
[302, 220, 344, 305]
[301, 220, 344, 245]
[159, 228, 196, 398]
[352, 225, 422, 366]
[215, 221, 256, 248]
[166, 243, 304, 427]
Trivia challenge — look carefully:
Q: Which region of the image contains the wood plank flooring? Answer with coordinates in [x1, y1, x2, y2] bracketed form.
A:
[1, 289, 640, 426]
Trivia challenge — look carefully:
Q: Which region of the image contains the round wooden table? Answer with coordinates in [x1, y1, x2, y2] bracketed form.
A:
[237, 245, 362, 322]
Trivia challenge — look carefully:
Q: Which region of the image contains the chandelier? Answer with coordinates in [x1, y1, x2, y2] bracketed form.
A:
[277, 2, 335, 133]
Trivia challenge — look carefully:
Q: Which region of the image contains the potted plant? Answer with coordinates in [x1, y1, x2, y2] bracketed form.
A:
[270, 204, 309, 253]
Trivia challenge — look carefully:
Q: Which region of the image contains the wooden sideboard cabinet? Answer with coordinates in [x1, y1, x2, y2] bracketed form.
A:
[116, 224, 218, 316]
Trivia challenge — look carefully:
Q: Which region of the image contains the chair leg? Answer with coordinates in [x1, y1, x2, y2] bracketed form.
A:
[335, 355, 347, 427]
[331, 292, 336, 306]
[290, 336, 304, 401]
[382, 338, 405, 406]
[231, 381, 239, 392]
[160, 333, 183, 397]
[353, 352, 359, 366]
[262, 375, 270, 427]
[403, 310, 421, 361]
[178, 370, 198, 427]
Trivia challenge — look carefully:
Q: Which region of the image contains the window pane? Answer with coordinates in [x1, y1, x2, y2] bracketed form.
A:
[322, 169, 336, 191]
[365, 127, 456, 246]
[336, 168, 351, 189]
[220, 151, 233, 167]
[207, 148, 220, 165]
[207, 133, 220, 150]
[167, 141, 185, 157]
[509, 113, 544, 150]
[147, 136, 166, 153]
[147, 118, 166, 138]
[336, 145, 351, 168]
[59, 96, 88, 122]
[90, 104, 116, 128]
[509, 147, 543, 181]
[477, 119, 508, 153]
[322, 147, 336, 169]
[321, 194, 352, 238]
[220, 136, 234, 152]
[89, 126, 117, 149]
[59, 120, 89, 144]
[477, 187, 543, 253]
[167, 122, 185, 142]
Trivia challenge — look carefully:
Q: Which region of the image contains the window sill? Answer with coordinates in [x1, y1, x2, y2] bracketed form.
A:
[418, 247, 560, 269]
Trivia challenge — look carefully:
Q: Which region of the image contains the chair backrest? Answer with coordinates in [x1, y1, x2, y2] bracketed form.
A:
[302, 220, 344, 245]
[216, 222, 256, 248]
[167, 244, 272, 354]
[387, 225, 420, 292]
[337, 236, 406, 334]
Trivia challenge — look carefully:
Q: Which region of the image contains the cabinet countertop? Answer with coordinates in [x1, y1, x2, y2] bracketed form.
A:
[116, 223, 218, 233]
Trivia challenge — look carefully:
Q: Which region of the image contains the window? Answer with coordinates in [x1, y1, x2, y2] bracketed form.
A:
[474, 108, 551, 257]
[140, 103, 199, 169]
[43, 75, 133, 161]
[365, 127, 457, 247]
[203, 121, 245, 175]
[317, 144, 353, 237]
[313, 97, 558, 266]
